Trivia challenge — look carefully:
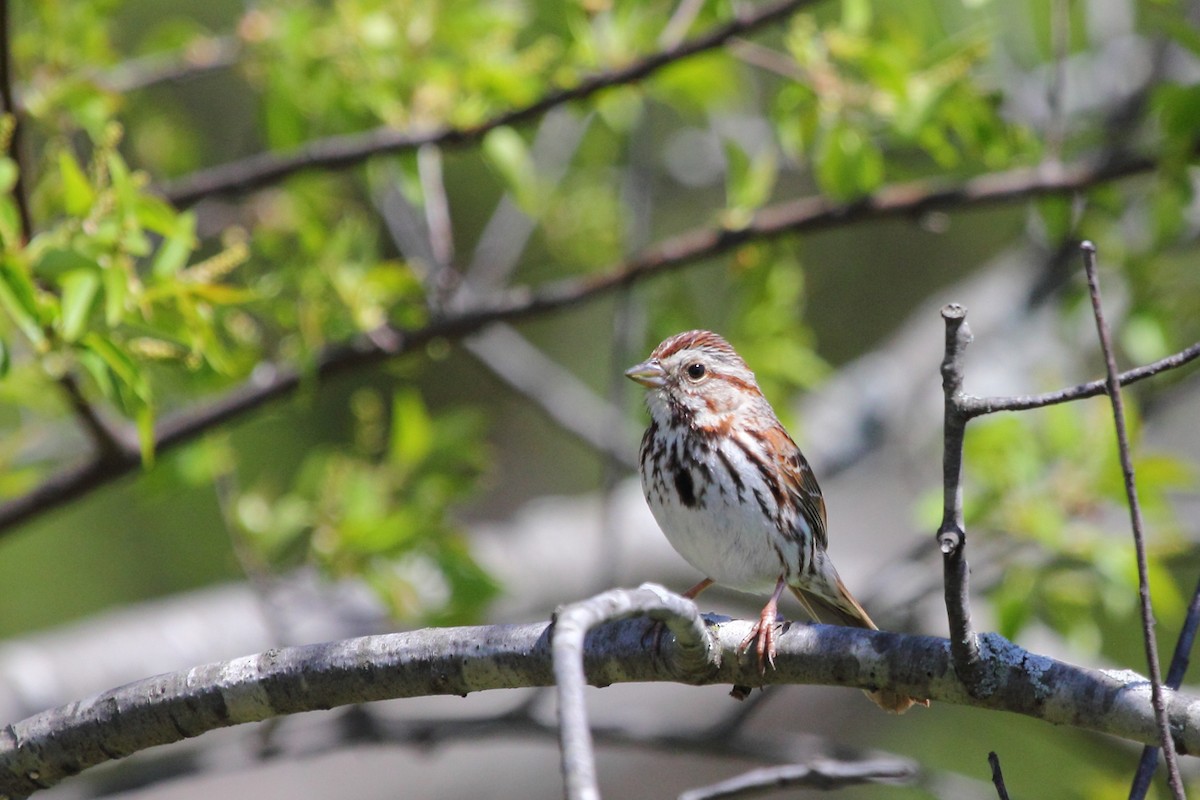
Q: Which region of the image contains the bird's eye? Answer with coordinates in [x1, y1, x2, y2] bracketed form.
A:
[686, 362, 706, 380]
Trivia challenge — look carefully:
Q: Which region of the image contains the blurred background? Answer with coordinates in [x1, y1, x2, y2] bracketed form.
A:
[0, 0, 1198, 797]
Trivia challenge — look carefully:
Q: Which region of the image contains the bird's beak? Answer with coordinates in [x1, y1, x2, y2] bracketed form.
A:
[625, 359, 666, 388]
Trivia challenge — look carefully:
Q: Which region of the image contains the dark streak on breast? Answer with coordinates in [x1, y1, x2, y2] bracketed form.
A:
[674, 467, 697, 508]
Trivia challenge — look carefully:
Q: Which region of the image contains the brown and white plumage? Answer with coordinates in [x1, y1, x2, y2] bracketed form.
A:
[627, 330, 925, 713]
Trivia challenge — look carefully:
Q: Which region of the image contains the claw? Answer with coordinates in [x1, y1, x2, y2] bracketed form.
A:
[738, 577, 789, 674]
[642, 619, 669, 652]
[738, 606, 778, 673]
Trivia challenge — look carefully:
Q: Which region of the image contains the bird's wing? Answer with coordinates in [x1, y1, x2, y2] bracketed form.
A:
[760, 425, 828, 551]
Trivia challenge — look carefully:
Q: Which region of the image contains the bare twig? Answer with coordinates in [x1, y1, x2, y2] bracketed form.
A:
[659, 0, 708, 49]
[987, 752, 1011, 800]
[1080, 241, 1184, 799]
[159, 0, 819, 207]
[936, 304, 983, 690]
[415, 143, 458, 302]
[677, 759, 916, 800]
[1130, 575, 1200, 799]
[551, 584, 715, 800]
[727, 38, 807, 82]
[0, 0, 31, 241]
[959, 341, 1200, 417]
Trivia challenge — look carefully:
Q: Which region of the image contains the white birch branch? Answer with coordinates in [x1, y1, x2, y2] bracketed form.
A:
[2, 587, 1199, 799]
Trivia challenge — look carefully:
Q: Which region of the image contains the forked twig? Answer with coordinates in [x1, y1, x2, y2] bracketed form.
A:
[552, 584, 715, 800]
[936, 304, 983, 690]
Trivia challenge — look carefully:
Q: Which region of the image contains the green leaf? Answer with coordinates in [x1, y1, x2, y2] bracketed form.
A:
[35, 248, 101, 281]
[723, 139, 778, 219]
[0, 259, 46, 348]
[0, 158, 17, 195]
[842, 0, 872, 35]
[103, 263, 128, 326]
[77, 348, 116, 400]
[0, 338, 9, 378]
[58, 150, 94, 216]
[390, 389, 433, 467]
[81, 332, 150, 403]
[60, 269, 101, 342]
[150, 212, 196, 278]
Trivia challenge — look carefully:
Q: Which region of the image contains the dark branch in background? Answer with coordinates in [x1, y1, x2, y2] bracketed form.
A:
[987, 752, 1011, 800]
[5, 600, 1200, 800]
[158, 0, 819, 207]
[0, 0, 30, 241]
[1080, 241, 1184, 800]
[1131, 575, 1200, 799]
[936, 304, 983, 690]
[0, 153, 1197, 538]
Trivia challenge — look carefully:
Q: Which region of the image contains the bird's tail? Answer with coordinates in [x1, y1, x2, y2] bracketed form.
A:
[790, 575, 929, 714]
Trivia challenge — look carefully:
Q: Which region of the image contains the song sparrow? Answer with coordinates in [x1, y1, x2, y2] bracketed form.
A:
[626, 330, 925, 713]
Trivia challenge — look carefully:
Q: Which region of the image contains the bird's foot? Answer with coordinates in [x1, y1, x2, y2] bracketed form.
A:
[738, 605, 779, 674]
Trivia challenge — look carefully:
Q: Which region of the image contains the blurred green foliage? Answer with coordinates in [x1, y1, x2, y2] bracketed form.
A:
[232, 387, 497, 624]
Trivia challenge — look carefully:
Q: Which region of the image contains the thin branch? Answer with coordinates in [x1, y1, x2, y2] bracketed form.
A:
[960, 341, 1200, 417]
[659, 0, 707, 49]
[1130, 575, 1200, 799]
[727, 38, 807, 82]
[158, 0, 820, 207]
[936, 303, 983, 690]
[1081, 241, 1184, 800]
[552, 585, 715, 800]
[987, 752, 1011, 800]
[0, 0, 31, 241]
[90, 36, 239, 95]
[677, 760, 916, 800]
[415, 143, 458, 302]
[6, 604, 1200, 799]
[477, 152, 1160, 321]
[0, 152, 1196, 538]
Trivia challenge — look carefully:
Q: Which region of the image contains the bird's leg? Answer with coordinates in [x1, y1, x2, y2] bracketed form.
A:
[739, 577, 789, 673]
[682, 577, 715, 600]
[643, 577, 714, 650]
